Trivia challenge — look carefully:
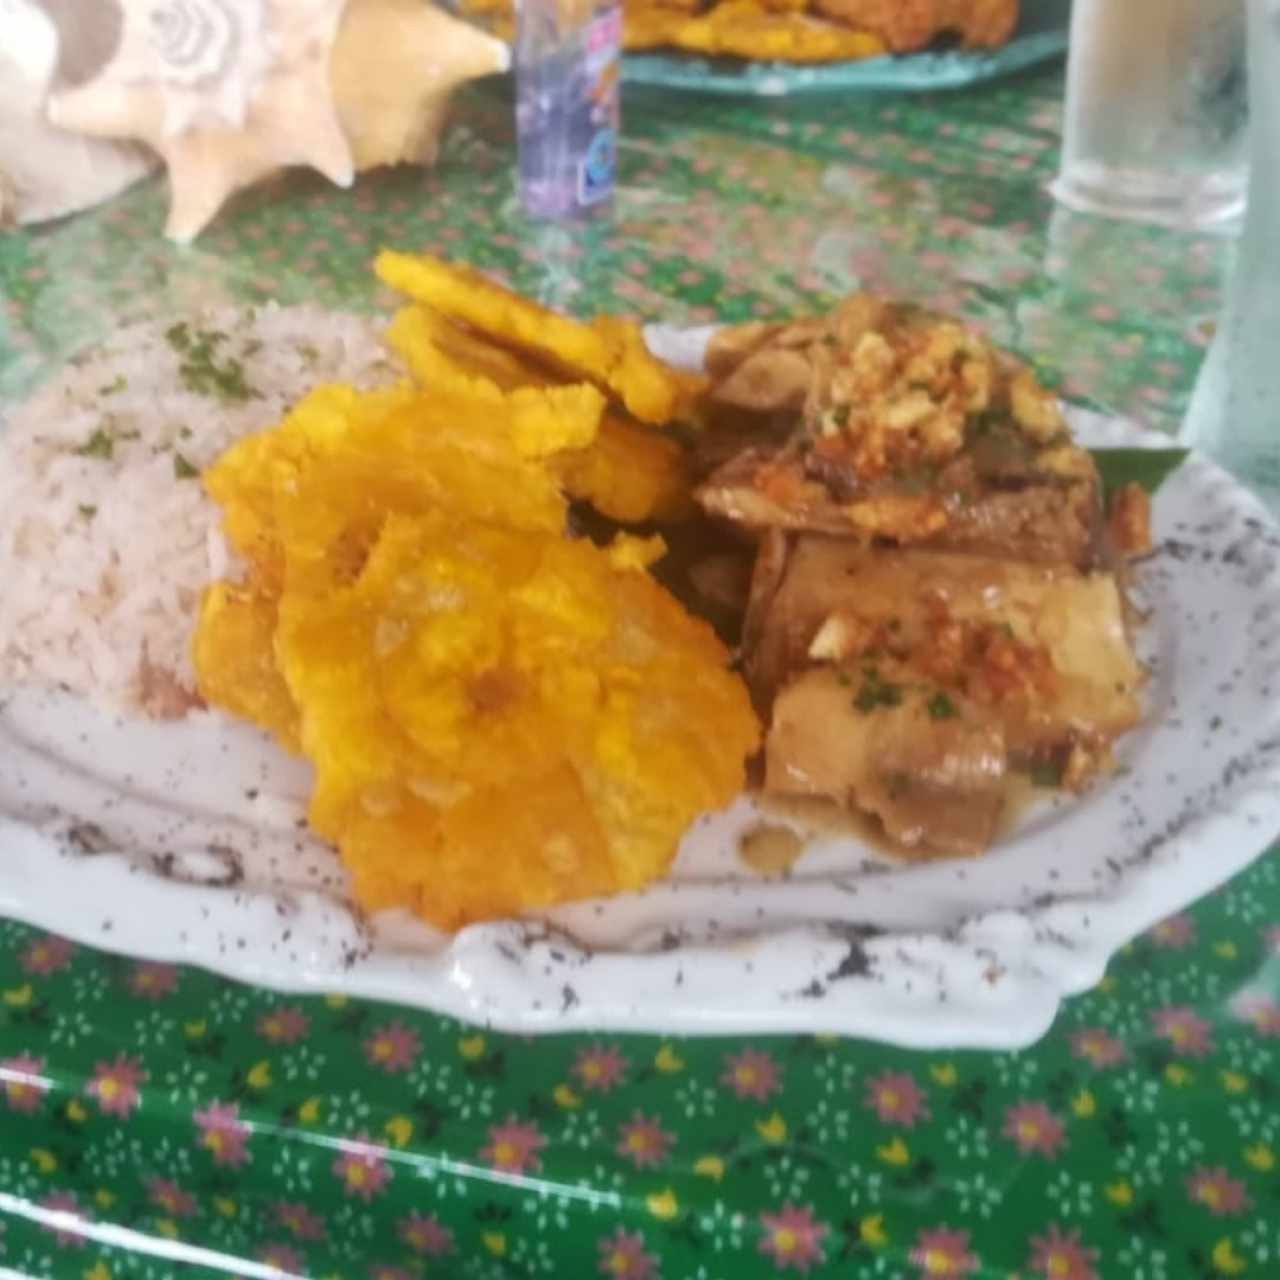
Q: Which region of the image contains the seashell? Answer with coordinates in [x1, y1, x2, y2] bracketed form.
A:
[0, 0, 156, 227]
[330, 0, 510, 171]
[46, 0, 354, 244]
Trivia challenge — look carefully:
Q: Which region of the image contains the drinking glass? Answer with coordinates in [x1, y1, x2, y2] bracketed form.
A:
[1050, 0, 1249, 230]
[1181, 0, 1280, 514]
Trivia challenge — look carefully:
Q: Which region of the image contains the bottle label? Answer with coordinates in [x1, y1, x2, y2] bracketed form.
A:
[515, 2, 621, 219]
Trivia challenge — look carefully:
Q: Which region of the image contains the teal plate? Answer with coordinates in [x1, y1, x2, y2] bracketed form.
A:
[621, 0, 1070, 95]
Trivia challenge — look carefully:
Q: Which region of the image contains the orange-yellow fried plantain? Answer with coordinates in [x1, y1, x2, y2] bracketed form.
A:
[375, 250, 683, 424]
[273, 511, 759, 929]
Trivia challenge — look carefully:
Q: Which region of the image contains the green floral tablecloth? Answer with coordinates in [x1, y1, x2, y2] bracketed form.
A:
[2, 66, 1277, 1280]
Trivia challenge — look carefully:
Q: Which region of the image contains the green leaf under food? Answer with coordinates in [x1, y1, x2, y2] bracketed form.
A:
[1089, 448, 1189, 497]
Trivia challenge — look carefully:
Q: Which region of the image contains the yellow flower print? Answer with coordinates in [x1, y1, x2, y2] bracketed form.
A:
[646, 1188, 678, 1220]
[876, 1137, 910, 1166]
[1212, 1238, 1247, 1275]
[1244, 1143, 1274, 1171]
[654, 1045, 684, 1073]
[383, 1116, 413, 1147]
[245, 1060, 272, 1090]
[755, 1112, 787, 1144]
[860, 1213, 888, 1247]
[1104, 1180, 1133, 1206]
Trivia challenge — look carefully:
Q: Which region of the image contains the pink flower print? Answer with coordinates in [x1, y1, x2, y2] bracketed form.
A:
[20, 933, 74, 975]
[481, 1117, 546, 1175]
[865, 1071, 930, 1127]
[722, 1048, 781, 1101]
[616, 1113, 673, 1169]
[1149, 913, 1196, 948]
[257, 1005, 309, 1044]
[1, 1053, 49, 1112]
[332, 1132, 392, 1201]
[274, 1200, 325, 1240]
[1003, 1102, 1066, 1158]
[128, 962, 178, 999]
[145, 1177, 196, 1218]
[362, 1022, 420, 1072]
[1186, 1167, 1251, 1216]
[598, 1227, 657, 1279]
[1028, 1225, 1100, 1280]
[1152, 1007, 1214, 1057]
[370, 1268, 414, 1280]
[1234, 992, 1280, 1038]
[399, 1211, 453, 1257]
[194, 1102, 252, 1167]
[39, 1193, 88, 1248]
[758, 1204, 828, 1272]
[86, 1055, 145, 1117]
[1069, 1028, 1128, 1069]
[573, 1042, 628, 1092]
[258, 1243, 303, 1273]
[909, 1227, 978, 1277]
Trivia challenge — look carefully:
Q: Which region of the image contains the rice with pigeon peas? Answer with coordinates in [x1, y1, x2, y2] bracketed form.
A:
[0, 305, 395, 717]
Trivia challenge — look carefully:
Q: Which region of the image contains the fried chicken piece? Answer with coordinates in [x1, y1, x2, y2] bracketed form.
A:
[375, 250, 683, 424]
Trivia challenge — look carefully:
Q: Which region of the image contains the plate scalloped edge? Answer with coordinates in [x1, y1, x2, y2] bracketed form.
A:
[2, 343, 1280, 1049]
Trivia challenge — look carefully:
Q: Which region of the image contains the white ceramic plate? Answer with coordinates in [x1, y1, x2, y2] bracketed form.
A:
[3, 326, 1280, 1050]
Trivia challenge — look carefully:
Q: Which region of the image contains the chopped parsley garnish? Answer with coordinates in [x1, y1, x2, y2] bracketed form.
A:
[74, 428, 114, 460]
[831, 404, 851, 428]
[999, 621, 1016, 640]
[98, 374, 127, 396]
[835, 670, 853, 687]
[854, 666, 903, 713]
[927, 691, 959, 720]
[165, 321, 257, 402]
[77, 504, 97, 519]
[173, 453, 199, 480]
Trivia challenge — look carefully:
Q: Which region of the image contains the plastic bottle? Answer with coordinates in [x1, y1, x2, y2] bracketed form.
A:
[514, 0, 622, 221]
[1181, 0, 1280, 514]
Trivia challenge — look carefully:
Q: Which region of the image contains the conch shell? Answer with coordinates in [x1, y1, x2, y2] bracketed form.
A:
[46, 0, 355, 244]
[330, 0, 510, 171]
[0, 0, 155, 227]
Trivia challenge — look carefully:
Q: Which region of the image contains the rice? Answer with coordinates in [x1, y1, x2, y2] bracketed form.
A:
[0, 304, 396, 716]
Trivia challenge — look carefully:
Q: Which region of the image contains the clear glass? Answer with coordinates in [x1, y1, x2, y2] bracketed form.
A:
[1181, 0, 1280, 515]
[1050, 0, 1249, 230]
